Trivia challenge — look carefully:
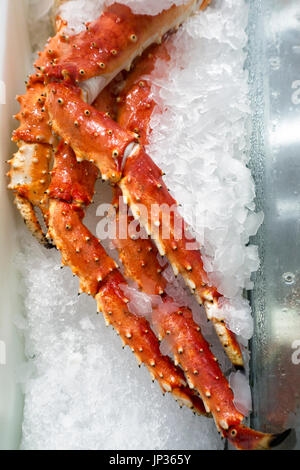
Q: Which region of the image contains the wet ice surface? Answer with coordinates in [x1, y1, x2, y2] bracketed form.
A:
[19, 0, 256, 450]
[229, 370, 252, 418]
[147, 0, 262, 339]
[16, 233, 223, 450]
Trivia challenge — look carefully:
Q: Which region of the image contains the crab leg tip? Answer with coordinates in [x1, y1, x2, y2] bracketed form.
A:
[269, 428, 292, 449]
[227, 425, 292, 450]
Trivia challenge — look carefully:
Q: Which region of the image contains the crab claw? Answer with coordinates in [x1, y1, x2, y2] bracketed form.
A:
[225, 425, 291, 451]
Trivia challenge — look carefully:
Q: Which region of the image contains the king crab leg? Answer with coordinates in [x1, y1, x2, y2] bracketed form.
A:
[49, 143, 286, 449]
[8, 143, 52, 247]
[48, 141, 208, 416]
[45, 52, 290, 449]
[8, 76, 56, 246]
[8, 0, 291, 450]
[49, 162, 286, 449]
[99, 177, 289, 449]
[152, 301, 291, 449]
[37, 1, 209, 103]
[48, 156, 291, 448]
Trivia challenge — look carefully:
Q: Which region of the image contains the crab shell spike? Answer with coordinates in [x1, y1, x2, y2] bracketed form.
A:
[46, 82, 137, 183]
[37, 1, 208, 86]
[49, 142, 98, 205]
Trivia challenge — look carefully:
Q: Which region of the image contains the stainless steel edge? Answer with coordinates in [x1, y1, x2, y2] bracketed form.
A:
[248, 0, 300, 450]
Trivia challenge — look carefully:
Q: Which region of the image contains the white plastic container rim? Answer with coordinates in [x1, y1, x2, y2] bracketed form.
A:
[0, 0, 32, 450]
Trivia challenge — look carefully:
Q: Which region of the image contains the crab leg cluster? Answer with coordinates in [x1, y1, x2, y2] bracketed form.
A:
[8, 0, 290, 450]
[48, 142, 208, 415]
[46, 78, 244, 368]
[92, 46, 290, 449]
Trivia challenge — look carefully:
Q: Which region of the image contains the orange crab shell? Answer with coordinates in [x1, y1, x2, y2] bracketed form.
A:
[48, 199, 208, 417]
[12, 75, 55, 146]
[152, 298, 244, 428]
[36, 2, 205, 84]
[116, 42, 170, 143]
[46, 82, 137, 183]
[112, 188, 167, 297]
[49, 142, 98, 205]
[48, 200, 117, 296]
[120, 147, 218, 302]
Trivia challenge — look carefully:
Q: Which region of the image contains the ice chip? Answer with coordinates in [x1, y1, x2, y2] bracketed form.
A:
[229, 370, 252, 417]
[120, 284, 153, 319]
